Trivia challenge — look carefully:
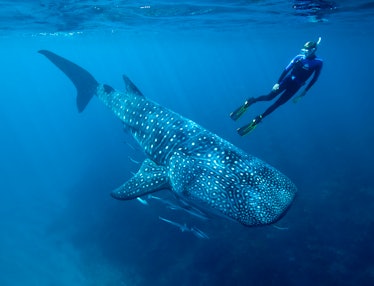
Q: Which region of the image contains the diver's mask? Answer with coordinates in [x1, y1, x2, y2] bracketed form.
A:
[301, 37, 321, 58]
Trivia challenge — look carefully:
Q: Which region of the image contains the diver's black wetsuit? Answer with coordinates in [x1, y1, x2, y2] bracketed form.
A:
[255, 54, 323, 118]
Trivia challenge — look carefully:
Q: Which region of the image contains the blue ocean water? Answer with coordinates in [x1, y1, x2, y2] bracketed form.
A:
[1, 1, 373, 285]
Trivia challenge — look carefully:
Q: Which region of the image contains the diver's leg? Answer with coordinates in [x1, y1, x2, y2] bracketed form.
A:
[252, 89, 280, 102]
[261, 87, 298, 119]
[237, 86, 299, 136]
[230, 89, 280, 121]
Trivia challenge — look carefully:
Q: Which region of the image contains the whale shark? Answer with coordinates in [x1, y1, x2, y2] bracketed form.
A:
[39, 50, 297, 227]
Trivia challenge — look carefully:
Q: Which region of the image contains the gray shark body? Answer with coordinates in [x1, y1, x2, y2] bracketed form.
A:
[39, 50, 297, 226]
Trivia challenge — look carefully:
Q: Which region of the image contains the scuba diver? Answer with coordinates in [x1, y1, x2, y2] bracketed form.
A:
[230, 38, 323, 136]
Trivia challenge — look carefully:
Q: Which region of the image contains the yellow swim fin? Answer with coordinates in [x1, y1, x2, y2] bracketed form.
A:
[230, 98, 255, 121]
[237, 115, 262, 136]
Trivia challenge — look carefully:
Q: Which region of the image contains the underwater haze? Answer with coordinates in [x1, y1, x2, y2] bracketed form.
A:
[1, 1, 374, 285]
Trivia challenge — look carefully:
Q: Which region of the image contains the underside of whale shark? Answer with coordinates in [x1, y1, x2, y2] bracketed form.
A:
[39, 50, 297, 227]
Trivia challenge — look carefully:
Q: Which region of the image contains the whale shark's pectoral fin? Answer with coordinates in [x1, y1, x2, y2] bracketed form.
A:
[122, 75, 144, 97]
[111, 159, 170, 200]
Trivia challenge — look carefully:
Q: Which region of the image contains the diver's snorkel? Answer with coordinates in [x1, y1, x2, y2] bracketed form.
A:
[316, 36, 322, 46]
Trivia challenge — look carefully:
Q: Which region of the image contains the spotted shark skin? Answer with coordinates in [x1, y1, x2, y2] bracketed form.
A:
[39, 50, 297, 226]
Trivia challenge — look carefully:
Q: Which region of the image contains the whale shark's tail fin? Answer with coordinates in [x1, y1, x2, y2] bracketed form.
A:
[39, 50, 99, 112]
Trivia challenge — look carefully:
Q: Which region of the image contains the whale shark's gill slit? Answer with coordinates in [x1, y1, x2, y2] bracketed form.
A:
[38, 50, 99, 112]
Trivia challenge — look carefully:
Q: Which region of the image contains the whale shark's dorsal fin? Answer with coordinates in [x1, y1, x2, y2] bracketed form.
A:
[122, 75, 144, 97]
[39, 50, 99, 113]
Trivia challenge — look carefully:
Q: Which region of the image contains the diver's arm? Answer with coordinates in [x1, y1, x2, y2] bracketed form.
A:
[277, 69, 289, 84]
[305, 61, 323, 91]
[273, 60, 293, 91]
[293, 61, 323, 103]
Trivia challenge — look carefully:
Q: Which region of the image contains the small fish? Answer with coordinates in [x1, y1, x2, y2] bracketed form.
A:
[149, 195, 209, 221]
[159, 216, 189, 232]
[190, 226, 210, 239]
[128, 156, 141, 165]
[136, 197, 149, 205]
[159, 216, 210, 239]
[272, 224, 289, 230]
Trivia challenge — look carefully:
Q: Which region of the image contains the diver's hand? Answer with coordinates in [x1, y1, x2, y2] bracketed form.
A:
[293, 90, 307, 103]
[272, 83, 280, 91]
[293, 96, 302, 104]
